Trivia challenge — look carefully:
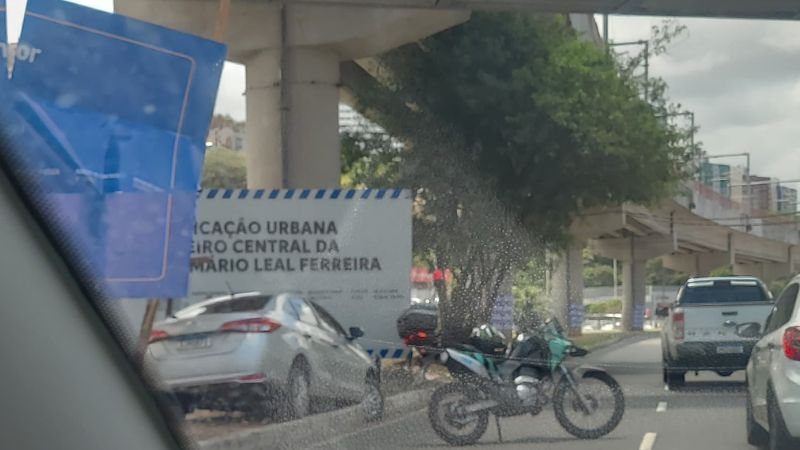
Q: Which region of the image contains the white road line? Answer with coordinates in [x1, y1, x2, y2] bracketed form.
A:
[656, 401, 667, 412]
[310, 408, 425, 448]
[639, 432, 658, 450]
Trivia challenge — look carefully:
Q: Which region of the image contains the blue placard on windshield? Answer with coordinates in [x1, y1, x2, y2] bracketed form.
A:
[0, 0, 226, 298]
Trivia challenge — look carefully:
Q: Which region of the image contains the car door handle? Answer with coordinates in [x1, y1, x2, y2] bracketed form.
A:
[767, 343, 777, 350]
[329, 342, 340, 348]
[302, 333, 312, 339]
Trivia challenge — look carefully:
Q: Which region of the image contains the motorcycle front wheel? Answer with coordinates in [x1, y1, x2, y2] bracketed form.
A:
[553, 371, 625, 439]
[428, 383, 489, 446]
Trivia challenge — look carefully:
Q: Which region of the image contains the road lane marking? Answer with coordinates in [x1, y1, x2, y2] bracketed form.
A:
[639, 432, 657, 450]
[310, 407, 425, 448]
[656, 401, 667, 412]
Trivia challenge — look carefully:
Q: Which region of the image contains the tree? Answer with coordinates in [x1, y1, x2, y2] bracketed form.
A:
[646, 259, 690, 285]
[347, 13, 693, 341]
[201, 147, 246, 189]
[340, 131, 400, 188]
[584, 265, 615, 287]
[709, 265, 734, 277]
[512, 258, 549, 331]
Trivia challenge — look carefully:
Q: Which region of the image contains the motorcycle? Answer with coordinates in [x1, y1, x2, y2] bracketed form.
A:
[426, 318, 625, 446]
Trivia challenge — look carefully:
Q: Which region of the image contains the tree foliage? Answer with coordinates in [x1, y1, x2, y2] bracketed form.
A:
[646, 258, 690, 285]
[340, 131, 400, 188]
[345, 13, 693, 340]
[512, 258, 549, 331]
[201, 147, 246, 189]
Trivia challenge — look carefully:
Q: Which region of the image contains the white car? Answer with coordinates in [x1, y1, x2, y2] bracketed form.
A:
[146, 292, 383, 421]
[745, 276, 800, 449]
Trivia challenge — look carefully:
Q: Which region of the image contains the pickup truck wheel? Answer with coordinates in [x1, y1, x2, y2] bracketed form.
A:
[716, 371, 734, 377]
[664, 365, 685, 389]
[663, 354, 686, 388]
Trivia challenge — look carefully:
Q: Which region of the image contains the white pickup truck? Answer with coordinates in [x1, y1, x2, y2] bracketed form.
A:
[662, 276, 774, 388]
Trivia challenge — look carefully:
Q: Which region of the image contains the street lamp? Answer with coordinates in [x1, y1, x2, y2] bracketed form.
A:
[656, 111, 698, 177]
[657, 111, 695, 148]
[608, 40, 650, 102]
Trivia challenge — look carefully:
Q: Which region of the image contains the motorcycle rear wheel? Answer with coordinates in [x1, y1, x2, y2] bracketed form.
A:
[428, 383, 489, 446]
[553, 371, 625, 439]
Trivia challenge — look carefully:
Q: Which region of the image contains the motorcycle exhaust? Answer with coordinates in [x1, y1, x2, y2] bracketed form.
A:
[463, 400, 499, 413]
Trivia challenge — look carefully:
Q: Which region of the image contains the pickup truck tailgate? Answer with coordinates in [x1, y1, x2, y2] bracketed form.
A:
[683, 303, 773, 342]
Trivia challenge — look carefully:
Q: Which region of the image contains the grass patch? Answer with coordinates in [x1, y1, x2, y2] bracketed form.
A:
[571, 332, 629, 350]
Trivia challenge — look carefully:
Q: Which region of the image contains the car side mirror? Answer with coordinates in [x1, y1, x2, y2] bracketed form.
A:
[735, 322, 761, 339]
[348, 326, 364, 340]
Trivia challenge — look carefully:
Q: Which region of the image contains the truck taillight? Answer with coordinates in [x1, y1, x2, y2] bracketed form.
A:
[220, 318, 281, 333]
[783, 327, 800, 361]
[672, 308, 685, 341]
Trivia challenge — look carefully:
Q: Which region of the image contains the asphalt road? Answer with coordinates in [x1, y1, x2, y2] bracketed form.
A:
[307, 335, 755, 450]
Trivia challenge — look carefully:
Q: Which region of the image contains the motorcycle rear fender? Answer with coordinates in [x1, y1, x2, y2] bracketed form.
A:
[573, 365, 608, 378]
[445, 349, 491, 379]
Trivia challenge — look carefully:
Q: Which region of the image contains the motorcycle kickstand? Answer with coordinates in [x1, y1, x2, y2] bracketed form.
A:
[495, 415, 503, 443]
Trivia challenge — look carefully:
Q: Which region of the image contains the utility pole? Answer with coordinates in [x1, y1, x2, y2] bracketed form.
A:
[603, 14, 609, 47]
[608, 40, 650, 103]
[656, 111, 696, 171]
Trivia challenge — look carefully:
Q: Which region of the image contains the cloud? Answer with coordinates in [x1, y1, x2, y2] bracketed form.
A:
[214, 63, 246, 121]
[609, 15, 800, 180]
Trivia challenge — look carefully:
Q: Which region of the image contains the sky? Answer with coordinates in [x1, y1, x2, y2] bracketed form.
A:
[7, 1, 800, 181]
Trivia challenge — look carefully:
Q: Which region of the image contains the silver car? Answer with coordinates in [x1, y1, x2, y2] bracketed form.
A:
[146, 292, 383, 421]
[745, 276, 800, 449]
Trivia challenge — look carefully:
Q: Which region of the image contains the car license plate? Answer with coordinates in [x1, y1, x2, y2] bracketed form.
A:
[177, 336, 212, 351]
[716, 345, 744, 354]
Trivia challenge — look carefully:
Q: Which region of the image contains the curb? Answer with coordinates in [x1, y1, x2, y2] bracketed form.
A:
[199, 388, 431, 450]
[583, 331, 657, 354]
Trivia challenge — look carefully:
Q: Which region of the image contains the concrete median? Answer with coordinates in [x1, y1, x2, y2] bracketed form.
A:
[198, 388, 431, 450]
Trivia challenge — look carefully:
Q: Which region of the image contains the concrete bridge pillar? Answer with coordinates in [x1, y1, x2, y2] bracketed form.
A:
[592, 235, 676, 331]
[244, 47, 341, 188]
[621, 259, 646, 332]
[661, 251, 732, 276]
[549, 243, 585, 336]
[734, 261, 792, 283]
[115, 0, 470, 188]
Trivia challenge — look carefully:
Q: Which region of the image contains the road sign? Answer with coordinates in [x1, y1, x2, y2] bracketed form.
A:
[0, 0, 226, 298]
[189, 188, 413, 357]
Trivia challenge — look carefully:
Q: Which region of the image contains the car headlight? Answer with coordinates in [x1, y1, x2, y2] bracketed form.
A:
[439, 351, 449, 363]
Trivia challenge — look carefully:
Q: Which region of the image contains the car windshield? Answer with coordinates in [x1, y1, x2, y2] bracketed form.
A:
[3, 1, 800, 450]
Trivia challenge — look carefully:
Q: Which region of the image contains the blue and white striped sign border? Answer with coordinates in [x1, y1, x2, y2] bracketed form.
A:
[199, 188, 411, 200]
[366, 348, 410, 360]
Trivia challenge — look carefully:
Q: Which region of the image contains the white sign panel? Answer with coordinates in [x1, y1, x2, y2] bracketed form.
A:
[189, 188, 412, 357]
[491, 293, 514, 331]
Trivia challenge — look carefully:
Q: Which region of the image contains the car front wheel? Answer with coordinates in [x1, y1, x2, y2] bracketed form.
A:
[362, 375, 384, 422]
[746, 389, 768, 446]
[282, 362, 311, 421]
[767, 389, 797, 450]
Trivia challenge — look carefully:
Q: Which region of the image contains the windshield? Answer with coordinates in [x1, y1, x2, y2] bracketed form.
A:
[3, 1, 800, 450]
